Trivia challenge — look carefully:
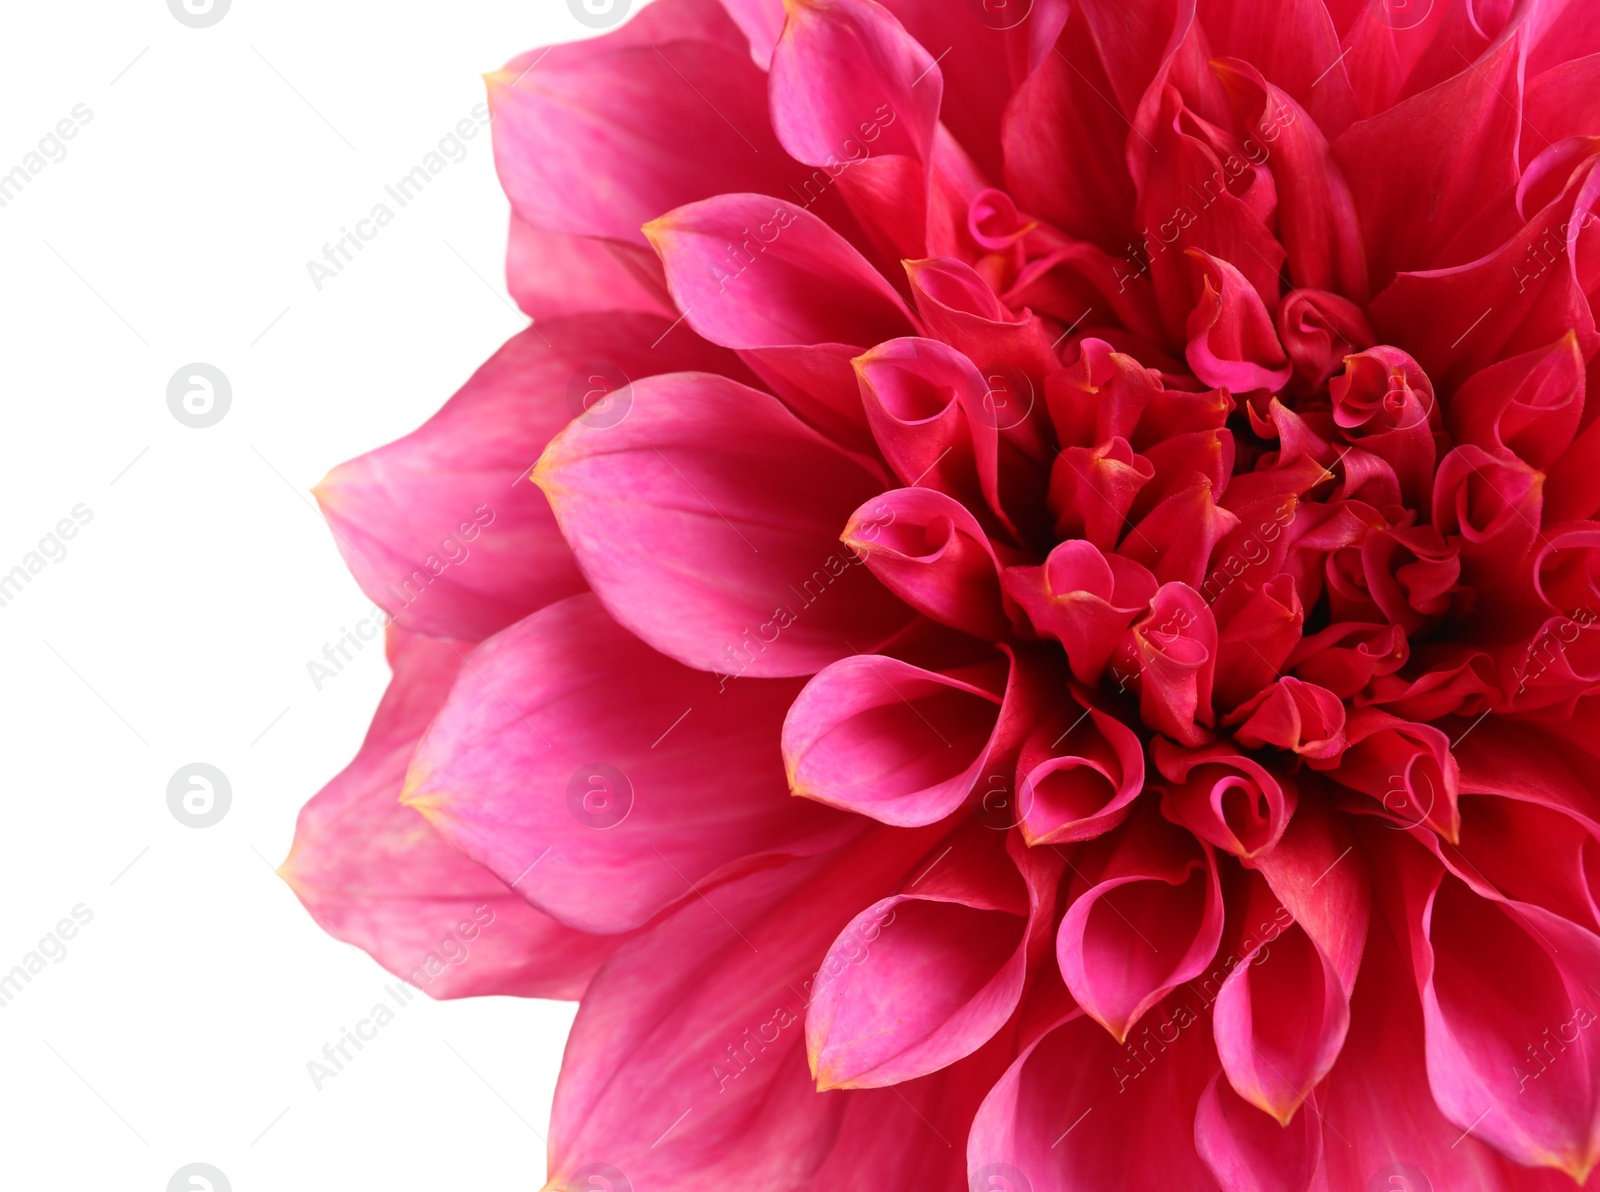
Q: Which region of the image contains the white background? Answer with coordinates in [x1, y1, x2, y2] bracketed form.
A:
[0, 2, 630, 1187]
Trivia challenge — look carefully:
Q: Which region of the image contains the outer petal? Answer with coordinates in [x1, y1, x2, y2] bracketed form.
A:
[402, 594, 853, 935]
[768, 0, 940, 170]
[1332, 28, 1526, 285]
[1212, 920, 1350, 1124]
[544, 824, 951, 1191]
[645, 195, 914, 352]
[646, 194, 917, 449]
[282, 628, 618, 999]
[534, 371, 912, 676]
[967, 998, 1221, 1191]
[1369, 146, 1600, 388]
[1198, 0, 1357, 132]
[504, 216, 673, 321]
[488, 25, 815, 246]
[315, 317, 744, 641]
[1002, 8, 1137, 254]
[1525, 52, 1600, 155]
[1317, 844, 1579, 1191]
[718, 0, 786, 67]
[794, 1038, 1010, 1192]
[1389, 840, 1600, 1183]
[1213, 58, 1367, 298]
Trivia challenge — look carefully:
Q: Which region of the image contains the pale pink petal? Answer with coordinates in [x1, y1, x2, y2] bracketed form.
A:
[505, 215, 672, 320]
[489, 28, 812, 246]
[283, 628, 619, 999]
[403, 594, 855, 935]
[315, 317, 744, 641]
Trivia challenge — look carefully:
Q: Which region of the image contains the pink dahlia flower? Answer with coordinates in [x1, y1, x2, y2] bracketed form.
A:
[284, 0, 1600, 1186]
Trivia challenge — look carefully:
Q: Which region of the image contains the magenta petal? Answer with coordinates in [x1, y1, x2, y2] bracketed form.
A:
[1056, 803, 1225, 1040]
[768, 0, 941, 170]
[905, 257, 1059, 379]
[1194, 1070, 1323, 1192]
[1006, 541, 1158, 684]
[1395, 851, 1600, 1182]
[1002, 16, 1137, 254]
[806, 826, 1057, 1089]
[647, 194, 915, 351]
[783, 652, 1009, 825]
[402, 594, 853, 934]
[855, 336, 987, 503]
[1017, 688, 1147, 845]
[1369, 146, 1600, 388]
[1199, 0, 1356, 132]
[1154, 739, 1297, 859]
[1252, 793, 1371, 997]
[535, 371, 912, 676]
[1333, 30, 1526, 285]
[647, 194, 917, 449]
[967, 1004, 1221, 1191]
[1324, 709, 1462, 841]
[1046, 437, 1156, 551]
[841, 487, 1015, 641]
[1213, 58, 1367, 298]
[1312, 851, 1576, 1190]
[716, 0, 784, 65]
[545, 825, 950, 1189]
[283, 628, 619, 999]
[1230, 676, 1349, 760]
[1111, 581, 1220, 746]
[1212, 920, 1351, 1123]
[1184, 250, 1293, 393]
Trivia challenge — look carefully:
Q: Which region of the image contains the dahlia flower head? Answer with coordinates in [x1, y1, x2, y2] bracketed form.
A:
[283, 0, 1600, 1187]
